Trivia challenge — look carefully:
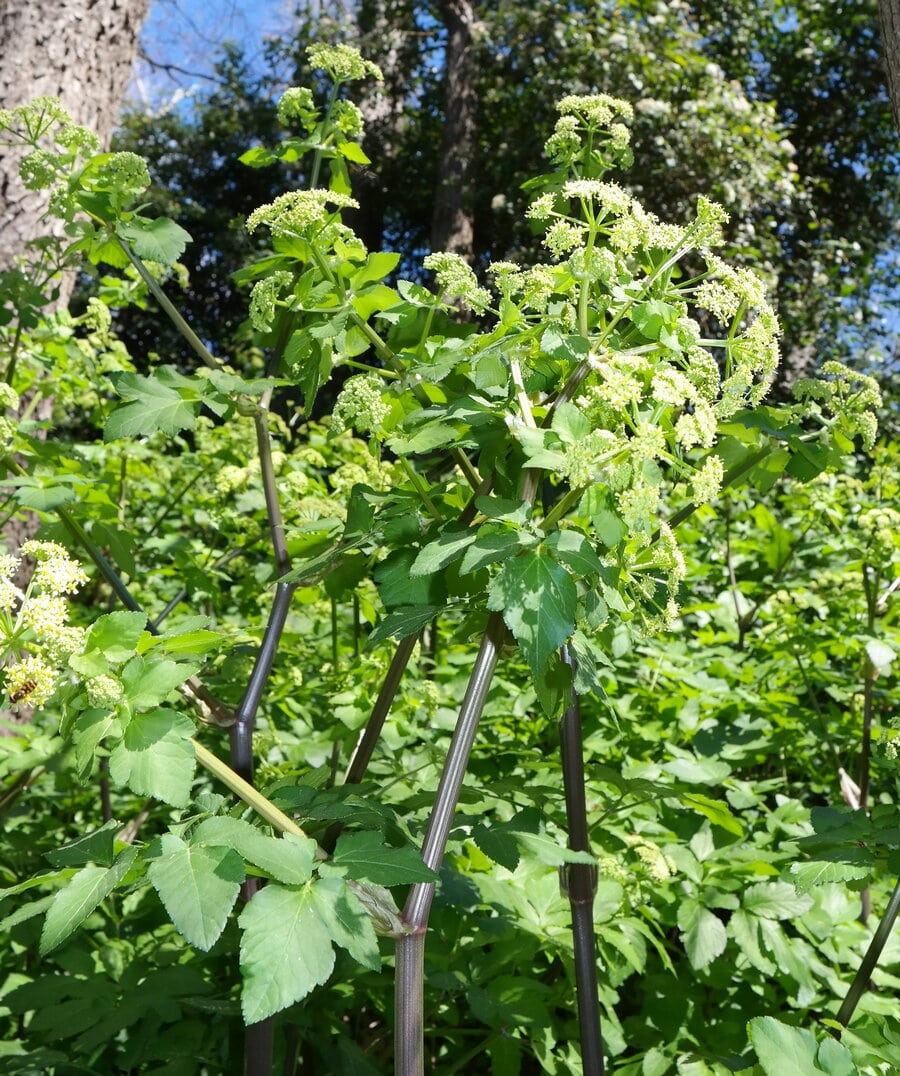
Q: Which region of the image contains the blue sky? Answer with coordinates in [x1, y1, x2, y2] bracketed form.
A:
[130, 0, 293, 107]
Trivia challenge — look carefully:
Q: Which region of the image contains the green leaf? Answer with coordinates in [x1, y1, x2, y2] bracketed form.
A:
[551, 402, 590, 443]
[664, 757, 731, 785]
[349, 251, 400, 289]
[511, 830, 596, 867]
[679, 792, 744, 836]
[367, 604, 439, 646]
[308, 876, 381, 971]
[140, 629, 223, 657]
[84, 611, 148, 662]
[633, 299, 678, 343]
[487, 550, 576, 678]
[543, 530, 604, 577]
[790, 856, 873, 892]
[677, 901, 727, 969]
[329, 831, 438, 885]
[374, 549, 446, 610]
[148, 833, 244, 950]
[44, 821, 120, 869]
[116, 216, 192, 265]
[410, 527, 477, 576]
[472, 823, 521, 872]
[121, 656, 196, 708]
[105, 370, 200, 440]
[192, 817, 316, 885]
[108, 708, 196, 807]
[239, 883, 335, 1022]
[742, 881, 813, 920]
[748, 1016, 854, 1076]
[460, 527, 533, 575]
[39, 847, 138, 955]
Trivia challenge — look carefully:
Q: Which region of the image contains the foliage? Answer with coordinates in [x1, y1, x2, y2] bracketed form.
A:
[0, 42, 897, 1076]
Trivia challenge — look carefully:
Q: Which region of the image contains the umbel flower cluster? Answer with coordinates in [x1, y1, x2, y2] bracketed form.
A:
[0, 541, 88, 708]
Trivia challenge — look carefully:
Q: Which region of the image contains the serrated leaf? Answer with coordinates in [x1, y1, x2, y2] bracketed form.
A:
[543, 530, 604, 577]
[460, 527, 533, 575]
[472, 823, 521, 872]
[330, 831, 438, 885]
[148, 833, 243, 950]
[742, 881, 813, 920]
[44, 820, 120, 869]
[410, 527, 477, 576]
[192, 817, 316, 885]
[105, 371, 199, 440]
[510, 830, 595, 867]
[116, 216, 192, 265]
[40, 847, 137, 954]
[140, 629, 223, 657]
[374, 549, 446, 610]
[84, 611, 148, 662]
[790, 856, 873, 892]
[677, 901, 727, 969]
[367, 605, 437, 646]
[487, 550, 576, 678]
[748, 1016, 853, 1076]
[239, 883, 335, 1022]
[108, 708, 196, 807]
[308, 876, 380, 971]
[121, 656, 196, 708]
[679, 792, 743, 836]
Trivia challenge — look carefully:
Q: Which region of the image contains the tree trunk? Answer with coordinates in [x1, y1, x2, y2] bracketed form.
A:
[0, 0, 150, 273]
[430, 0, 478, 257]
[879, 0, 900, 132]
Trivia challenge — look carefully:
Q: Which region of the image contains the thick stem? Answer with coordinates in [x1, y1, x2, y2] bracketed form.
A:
[835, 875, 900, 1027]
[395, 612, 506, 1076]
[559, 647, 604, 1075]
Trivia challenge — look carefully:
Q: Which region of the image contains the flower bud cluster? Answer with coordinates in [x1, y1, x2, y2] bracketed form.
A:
[331, 373, 391, 435]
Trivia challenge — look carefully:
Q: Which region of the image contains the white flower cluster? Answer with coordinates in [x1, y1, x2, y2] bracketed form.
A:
[246, 189, 359, 239]
[0, 541, 88, 708]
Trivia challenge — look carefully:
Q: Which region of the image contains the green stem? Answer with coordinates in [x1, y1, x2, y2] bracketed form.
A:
[192, 738, 318, 846]
[117, 236, 219, 370]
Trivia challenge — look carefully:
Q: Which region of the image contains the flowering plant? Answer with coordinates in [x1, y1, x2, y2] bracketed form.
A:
[0, 44, 882, 1066]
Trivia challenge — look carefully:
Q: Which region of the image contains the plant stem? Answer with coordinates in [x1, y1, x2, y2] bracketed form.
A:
[191, 738, 312, 842]
[117, 236, 220, 370]
[344, 632, 419, 786]
[395, 612, 506, 1076]
[559, 646, 604, 1075]
[835, 875, 900, 1027]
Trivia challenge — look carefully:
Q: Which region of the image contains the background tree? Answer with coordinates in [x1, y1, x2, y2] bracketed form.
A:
[0, 0, 150, 276]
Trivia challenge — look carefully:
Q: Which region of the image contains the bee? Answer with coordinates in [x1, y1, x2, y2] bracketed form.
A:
[9, 680, 37, 704]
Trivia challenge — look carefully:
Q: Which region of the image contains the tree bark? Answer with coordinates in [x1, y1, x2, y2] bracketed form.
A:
[430, 0, 478, 258]
[0, 0, 150, 273]
[879, 0, 900, 132]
